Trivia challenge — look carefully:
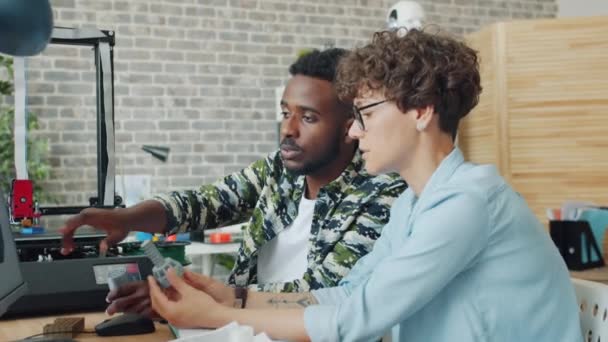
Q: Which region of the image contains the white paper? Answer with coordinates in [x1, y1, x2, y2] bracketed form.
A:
[115, 174, 151, 207]
[170, 321, 274, 342]
[561, 200, 595, 221]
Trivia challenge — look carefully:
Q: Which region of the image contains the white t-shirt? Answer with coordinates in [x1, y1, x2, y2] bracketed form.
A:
[256, 193, 316, 284]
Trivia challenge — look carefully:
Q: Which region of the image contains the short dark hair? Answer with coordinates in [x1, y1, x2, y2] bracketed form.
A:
[289, 48, 348, 82]
[336, 29, 482, 136]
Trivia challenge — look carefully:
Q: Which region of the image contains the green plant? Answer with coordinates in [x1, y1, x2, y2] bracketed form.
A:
[0, 55, 52, 202]
[215, 253, 236, 272]
[297, 48, 314, 58]
[214, 224, 247, 272]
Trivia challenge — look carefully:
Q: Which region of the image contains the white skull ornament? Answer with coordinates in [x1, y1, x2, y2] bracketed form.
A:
[387, 1, 425, 30]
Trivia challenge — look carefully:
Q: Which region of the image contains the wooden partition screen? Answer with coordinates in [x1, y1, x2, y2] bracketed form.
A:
[459, 16, 608, 223]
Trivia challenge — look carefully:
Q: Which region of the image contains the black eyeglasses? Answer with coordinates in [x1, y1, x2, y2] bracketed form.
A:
[352, 100, 388, 131]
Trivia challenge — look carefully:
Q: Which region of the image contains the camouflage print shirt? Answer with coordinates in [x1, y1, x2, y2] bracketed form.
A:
[153, 150, 406, 293]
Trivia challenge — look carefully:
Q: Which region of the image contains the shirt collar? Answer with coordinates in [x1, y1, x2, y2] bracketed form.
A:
[289, 150, 365, 202]
[319, 150, 365, 199]
[416, 147, 465, 201]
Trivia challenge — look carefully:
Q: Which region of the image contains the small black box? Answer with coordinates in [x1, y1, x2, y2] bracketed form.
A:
[549, 220, 604, 271]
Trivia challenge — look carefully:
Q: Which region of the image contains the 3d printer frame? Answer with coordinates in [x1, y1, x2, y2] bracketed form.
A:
[10, 27, 123, 223]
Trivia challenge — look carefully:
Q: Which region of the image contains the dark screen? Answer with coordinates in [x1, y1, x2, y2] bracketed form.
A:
[0, 190, 27, 317]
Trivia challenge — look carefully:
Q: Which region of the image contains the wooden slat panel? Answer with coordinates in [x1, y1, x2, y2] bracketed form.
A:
[461, 16, 608, 224]
[460, 26, 500, 168]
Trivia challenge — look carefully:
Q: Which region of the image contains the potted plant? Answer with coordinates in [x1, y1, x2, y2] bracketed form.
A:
[0, 55, 52, 203]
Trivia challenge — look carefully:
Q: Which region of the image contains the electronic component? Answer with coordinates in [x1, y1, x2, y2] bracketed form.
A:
[4, 252, 153, 317]
[10, 179, 35, 222]
[141, 240, 184, 289]
[104, 263, 142, 291]
[15, 233, 121, 262]
[108, 272, 133, 291]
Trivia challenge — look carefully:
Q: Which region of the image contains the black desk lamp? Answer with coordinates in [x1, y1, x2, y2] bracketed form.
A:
[0, 0, 53, 56]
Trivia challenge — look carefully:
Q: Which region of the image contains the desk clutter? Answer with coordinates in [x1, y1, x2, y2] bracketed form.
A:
[43, 317, 85, 339]
[548, 201, 608, 271]
[0, 311, 174, 341]
[12, 314, 156, 341]
[14, 232, 190, 265]
[188, 223, 245, 244]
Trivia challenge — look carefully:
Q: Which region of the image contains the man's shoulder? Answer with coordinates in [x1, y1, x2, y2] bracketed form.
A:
[263, 149, 288, 174]
[364, 172, 405, 186]
[242, 150, 286, 181]
[252, 150, 282, 169]
[352, 172, 407, 195]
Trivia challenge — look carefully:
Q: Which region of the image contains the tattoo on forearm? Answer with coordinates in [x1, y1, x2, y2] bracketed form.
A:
[266, 294, 317, 308]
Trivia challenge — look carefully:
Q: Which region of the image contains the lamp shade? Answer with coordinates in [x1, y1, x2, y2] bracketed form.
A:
[142, 145, 170, 162]
[0, 0, 53, 56]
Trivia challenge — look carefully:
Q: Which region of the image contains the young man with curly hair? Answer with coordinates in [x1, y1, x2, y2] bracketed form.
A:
[147, 29, 581, 342]
[60, 48, 406, 317]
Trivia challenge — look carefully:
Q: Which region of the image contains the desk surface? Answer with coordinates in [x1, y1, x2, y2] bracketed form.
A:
[571, 266, 608, 284]
[0, 312, 174, 341]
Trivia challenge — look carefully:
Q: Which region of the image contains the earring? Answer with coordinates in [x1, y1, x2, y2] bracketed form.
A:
[416, 122, 426, 131]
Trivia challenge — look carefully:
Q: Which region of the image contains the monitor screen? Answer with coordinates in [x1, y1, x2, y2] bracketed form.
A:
[0, 191, 27, 317]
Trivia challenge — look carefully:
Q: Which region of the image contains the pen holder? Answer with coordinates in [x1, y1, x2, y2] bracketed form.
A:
[549, 220, 605, 270]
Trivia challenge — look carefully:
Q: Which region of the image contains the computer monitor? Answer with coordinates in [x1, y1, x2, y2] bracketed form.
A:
[0, 191, 27, 317]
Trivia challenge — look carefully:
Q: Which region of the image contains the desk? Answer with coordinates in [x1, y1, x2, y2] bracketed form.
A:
[0, 312, 174, 341]
[186, 241, 240, 275]
[570, 266, 608, 285]
[185, 224, 242, 276]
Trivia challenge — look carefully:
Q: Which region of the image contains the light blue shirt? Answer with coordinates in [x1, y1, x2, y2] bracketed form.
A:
[304, 148, 581, 342]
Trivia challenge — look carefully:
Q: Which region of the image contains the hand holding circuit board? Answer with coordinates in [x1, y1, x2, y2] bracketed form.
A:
[107, 240, 184, 291]
[141, 240, 184, 289]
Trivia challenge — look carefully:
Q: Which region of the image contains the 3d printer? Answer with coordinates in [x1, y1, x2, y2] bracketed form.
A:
[4, 27, 153, 317]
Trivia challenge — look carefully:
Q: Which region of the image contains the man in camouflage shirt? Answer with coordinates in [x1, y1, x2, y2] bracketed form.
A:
[60, 48, 405, 316]
[156, 146, 403, 292]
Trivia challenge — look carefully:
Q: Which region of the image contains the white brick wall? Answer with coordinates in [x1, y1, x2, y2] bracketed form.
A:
[6, 0, 557, 206]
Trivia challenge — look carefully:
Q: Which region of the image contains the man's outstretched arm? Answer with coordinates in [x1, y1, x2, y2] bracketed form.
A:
[154, 153, 276, 235]
[60, 200, 168, 254]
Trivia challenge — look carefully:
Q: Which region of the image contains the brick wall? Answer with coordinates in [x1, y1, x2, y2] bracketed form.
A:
[5, 0, 557, 207]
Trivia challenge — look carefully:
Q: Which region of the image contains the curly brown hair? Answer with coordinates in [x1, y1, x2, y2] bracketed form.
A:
[336, 29, 482, 136]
